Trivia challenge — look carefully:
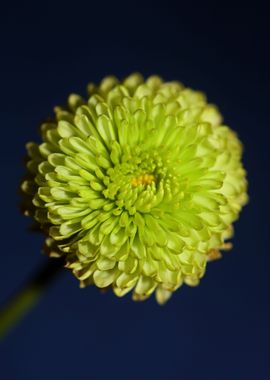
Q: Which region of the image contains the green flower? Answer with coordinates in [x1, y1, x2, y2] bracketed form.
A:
[21, 73, 248, 304]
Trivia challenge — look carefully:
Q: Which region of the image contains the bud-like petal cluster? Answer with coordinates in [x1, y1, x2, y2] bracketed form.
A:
[22, 74, 248, 303]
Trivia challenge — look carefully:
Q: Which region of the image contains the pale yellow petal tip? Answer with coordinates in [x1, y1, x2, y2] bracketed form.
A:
[146, 75, 164, 89]
[79, 281, 86, 289]
[155, 288, 173, 305]
[132, 293, 151, 302]
[184, 276, 200, 287]
[200, 105, 223, 127]
[123, 72, 144, 86]
[113, 286, 133, 298]
[207, 249, 223, 262]
[67, 93, 84, 111]
[49, 251, 62, 258]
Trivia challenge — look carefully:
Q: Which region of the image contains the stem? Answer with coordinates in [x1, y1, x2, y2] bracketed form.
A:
[0, 257, 64, 340]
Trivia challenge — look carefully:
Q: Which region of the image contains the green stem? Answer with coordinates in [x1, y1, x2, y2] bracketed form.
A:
[0, 258, 64, 340]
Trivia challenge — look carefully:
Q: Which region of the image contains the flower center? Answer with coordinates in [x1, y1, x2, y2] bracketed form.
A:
[131, 174, 156, 187]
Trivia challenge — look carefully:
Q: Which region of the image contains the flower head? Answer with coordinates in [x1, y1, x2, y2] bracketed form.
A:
[21, 73, 248, 304]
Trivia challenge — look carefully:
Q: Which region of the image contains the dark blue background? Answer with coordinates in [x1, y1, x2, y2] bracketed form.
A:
[1, 2, 269, 379]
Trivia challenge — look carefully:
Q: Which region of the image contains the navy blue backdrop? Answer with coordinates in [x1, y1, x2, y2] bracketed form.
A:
[0, 2, 269, 379]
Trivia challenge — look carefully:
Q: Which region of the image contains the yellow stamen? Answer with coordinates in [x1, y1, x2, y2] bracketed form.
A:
[131, 174, 155, 186]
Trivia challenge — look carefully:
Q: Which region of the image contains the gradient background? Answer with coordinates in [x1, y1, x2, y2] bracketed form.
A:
[0, 2, 269, 379]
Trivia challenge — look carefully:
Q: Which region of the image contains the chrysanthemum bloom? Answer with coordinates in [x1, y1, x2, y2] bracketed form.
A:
[21, 73, 248, 304]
